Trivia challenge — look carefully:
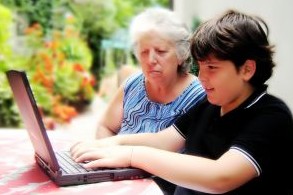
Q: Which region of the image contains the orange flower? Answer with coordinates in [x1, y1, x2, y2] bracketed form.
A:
[73, 63, 85, 72]
[32, 23, 41, 30]
[81, 72, 95, 87]
[33, 67, 54, 92]
[42, 54, 53, 73]
[24, 27, 34, 34]
[53, 104, 78, 122]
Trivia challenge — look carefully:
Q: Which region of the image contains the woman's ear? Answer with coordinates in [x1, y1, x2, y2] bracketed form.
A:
[242, 59, 256, 81]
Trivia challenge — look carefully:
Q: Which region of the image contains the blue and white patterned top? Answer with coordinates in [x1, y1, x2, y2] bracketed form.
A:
[118, 72, 205, 134]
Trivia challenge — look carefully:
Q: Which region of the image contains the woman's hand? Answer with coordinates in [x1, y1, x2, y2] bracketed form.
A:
[72, 146, 133, 169]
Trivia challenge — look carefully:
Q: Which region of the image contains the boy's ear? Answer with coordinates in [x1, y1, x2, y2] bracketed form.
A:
[242, 59, 256, 81]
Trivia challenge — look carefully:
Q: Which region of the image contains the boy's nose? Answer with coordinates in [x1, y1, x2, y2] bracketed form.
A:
[198, 71, 206, 82]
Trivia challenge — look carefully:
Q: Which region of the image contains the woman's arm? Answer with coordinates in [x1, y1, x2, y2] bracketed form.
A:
[95, 85, 124, 138]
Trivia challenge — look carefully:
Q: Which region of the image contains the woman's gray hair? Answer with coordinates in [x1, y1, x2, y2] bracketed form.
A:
[129, 7, 191, 74]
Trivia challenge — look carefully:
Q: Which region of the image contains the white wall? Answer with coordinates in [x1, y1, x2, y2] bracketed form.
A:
[174, 0, 293, 111]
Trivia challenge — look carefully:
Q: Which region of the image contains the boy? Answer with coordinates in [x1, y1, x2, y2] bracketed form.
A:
[71, 10, 293, 194]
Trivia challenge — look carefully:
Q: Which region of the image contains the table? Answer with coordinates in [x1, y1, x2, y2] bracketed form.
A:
[0, 128, 163, 195]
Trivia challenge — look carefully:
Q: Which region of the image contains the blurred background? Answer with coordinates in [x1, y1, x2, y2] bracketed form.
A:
[1, 0, 292, 134]
[0, 0, 170, 131]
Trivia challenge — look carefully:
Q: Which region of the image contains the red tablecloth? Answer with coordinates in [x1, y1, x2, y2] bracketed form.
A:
[0, 129, 163, 195]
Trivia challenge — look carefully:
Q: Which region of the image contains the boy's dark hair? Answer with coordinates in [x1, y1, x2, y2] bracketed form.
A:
[190, 10, 275, 87]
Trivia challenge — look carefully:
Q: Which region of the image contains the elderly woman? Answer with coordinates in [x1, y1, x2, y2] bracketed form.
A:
[96, 7, 205, 138]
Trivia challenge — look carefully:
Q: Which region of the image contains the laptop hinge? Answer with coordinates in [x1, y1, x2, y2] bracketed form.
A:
[35, 154, 62, 177]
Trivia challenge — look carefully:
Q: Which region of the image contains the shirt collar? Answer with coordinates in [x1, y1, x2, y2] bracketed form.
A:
[242, 84, 268, 109]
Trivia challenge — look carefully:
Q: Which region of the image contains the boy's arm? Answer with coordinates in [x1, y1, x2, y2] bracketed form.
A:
[71, 126, 185, 159]
[72, 130, 257, 194]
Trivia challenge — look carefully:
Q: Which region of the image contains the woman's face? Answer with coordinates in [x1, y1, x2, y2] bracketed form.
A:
[136, 31, 180, 83]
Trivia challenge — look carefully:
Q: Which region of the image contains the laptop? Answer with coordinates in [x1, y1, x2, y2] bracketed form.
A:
[6, 70, 150, 186]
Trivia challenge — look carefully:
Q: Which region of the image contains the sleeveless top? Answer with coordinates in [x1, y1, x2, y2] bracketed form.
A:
[118, 72, 205, 134]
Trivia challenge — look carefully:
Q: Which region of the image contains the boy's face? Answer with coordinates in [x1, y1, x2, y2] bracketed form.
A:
[198, 56, 255, 115]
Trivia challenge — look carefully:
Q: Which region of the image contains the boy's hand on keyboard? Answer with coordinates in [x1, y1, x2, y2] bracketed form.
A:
[73, 146, 134, 169]
[70, 136, 119, 160]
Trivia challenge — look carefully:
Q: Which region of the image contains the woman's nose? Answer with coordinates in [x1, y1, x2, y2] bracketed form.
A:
[149, 50, 157, 64]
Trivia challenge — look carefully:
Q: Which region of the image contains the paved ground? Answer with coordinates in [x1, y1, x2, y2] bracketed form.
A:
[55, 72, 119, 140]
[56, 94, 108, 140]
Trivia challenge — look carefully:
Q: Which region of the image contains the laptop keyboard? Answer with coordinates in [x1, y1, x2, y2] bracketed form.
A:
[56, 151, 90, 174]
[56, 151, 128, 174]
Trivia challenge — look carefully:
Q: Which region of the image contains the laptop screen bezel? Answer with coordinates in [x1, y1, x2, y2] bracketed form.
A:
[6, 70, 61, 172]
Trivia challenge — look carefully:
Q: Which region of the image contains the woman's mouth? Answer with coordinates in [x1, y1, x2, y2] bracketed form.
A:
[149, 70, 161, 76]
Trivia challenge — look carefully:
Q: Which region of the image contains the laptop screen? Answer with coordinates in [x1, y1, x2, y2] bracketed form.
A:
[6, 70, 60, 172]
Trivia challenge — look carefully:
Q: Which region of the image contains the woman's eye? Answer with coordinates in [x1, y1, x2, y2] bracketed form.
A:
[156, 49, 167, 54]
[141, 50, 148, 55]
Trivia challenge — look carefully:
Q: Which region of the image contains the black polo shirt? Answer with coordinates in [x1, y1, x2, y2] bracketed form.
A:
[173, 86, 293, 194]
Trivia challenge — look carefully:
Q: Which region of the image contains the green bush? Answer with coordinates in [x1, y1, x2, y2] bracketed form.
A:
[23, 22, 95, 123]
[0, 4, 22, 127]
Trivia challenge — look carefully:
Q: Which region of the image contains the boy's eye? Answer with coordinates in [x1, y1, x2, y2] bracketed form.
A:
[208, 65, 217, 70]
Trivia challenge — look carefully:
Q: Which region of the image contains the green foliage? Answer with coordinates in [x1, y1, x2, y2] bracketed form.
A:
[0, 4, 12, 69]
[190, 16, 202, 76]
[0, 4, 21, 127]
[0, 74, 22, 127]
[2, 0, 54, 35]
[0, 3, 95, 125]
[66, 0, 119, 87]
[54, 65, 82, 101]
[60, 36, 93, 69]
[112, 0, 134, 28]
[29, 81, 53, 113]
[23, 23, 95, 122]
